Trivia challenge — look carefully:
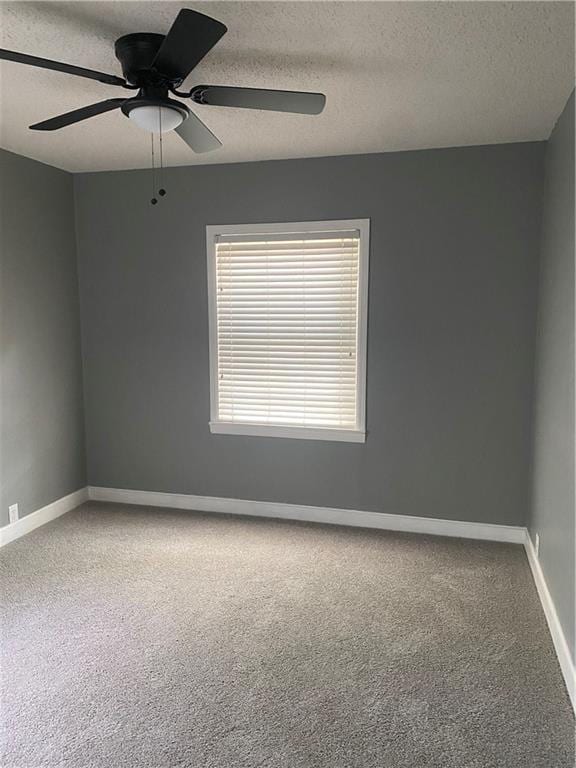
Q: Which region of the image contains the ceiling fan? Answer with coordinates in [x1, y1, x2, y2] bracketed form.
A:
[0, 8, 326, 154]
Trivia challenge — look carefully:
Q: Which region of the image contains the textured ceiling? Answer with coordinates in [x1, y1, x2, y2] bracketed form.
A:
[0, 1, 574, 172]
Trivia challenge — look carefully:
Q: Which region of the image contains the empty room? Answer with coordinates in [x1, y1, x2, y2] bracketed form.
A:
[0, 1, 574, 765]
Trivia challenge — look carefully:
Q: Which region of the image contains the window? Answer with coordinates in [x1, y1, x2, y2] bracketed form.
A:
[206, 219, 369, 442]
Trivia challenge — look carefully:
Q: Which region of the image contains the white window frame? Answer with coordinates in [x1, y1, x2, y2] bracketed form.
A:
[206, 219, 370, 443]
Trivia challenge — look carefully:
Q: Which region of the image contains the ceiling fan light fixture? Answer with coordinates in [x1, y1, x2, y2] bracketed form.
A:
[127, 104, 185, 133]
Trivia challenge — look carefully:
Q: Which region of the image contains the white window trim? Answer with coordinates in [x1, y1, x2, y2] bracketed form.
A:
[206, 219, 370, 443]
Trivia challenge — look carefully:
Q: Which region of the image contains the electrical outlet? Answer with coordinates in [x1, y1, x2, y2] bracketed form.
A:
[534, 533, 540, 557]
[8, 503, 19, 524]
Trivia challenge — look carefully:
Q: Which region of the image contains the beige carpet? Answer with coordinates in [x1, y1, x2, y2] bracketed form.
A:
[1, 502, 574, 767]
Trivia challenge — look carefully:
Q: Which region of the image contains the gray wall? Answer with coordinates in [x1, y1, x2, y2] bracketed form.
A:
[0, 149, 86, 526]
[529, 92, 575, 660]
[74, 142, 545, 526]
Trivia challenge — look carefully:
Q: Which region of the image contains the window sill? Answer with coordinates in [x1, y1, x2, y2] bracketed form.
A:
[209, 422, 366, 443]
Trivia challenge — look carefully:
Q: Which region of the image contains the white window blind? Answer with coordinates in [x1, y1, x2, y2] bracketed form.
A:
[207, 220, 369, 442]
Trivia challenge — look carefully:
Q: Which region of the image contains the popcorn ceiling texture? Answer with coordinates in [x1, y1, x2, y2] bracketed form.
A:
[0, 1, 573, 172]
[0, 503, 574, 767]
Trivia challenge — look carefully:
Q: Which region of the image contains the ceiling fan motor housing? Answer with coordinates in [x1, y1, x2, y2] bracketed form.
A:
[114, 33, 167, 86]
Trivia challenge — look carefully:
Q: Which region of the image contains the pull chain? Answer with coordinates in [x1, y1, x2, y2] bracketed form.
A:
[150, 107, 166, 205]
[158, 106, 166, 197]
[150, 132, 158, 205]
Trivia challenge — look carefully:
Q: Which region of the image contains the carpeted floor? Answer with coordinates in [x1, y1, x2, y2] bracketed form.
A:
[0, 503, 573, 767]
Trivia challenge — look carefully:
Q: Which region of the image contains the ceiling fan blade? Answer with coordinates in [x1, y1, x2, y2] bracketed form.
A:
[191, 86, 326, 115]
[0, 48, 128, 87]
[152, 9, 227, 83]
[175, 111, 222, 153]
[30, 99, 127, 131]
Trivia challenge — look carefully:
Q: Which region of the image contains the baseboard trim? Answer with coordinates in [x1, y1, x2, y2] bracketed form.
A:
[0, 487, 88, 547]
[523, 532, 576, 713]
[87, 486, 526, 543]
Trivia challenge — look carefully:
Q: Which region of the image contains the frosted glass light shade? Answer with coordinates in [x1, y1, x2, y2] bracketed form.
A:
[128, 105, 184, 133]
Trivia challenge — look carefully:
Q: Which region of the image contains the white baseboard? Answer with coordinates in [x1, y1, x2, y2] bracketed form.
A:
[523, 532, 576, 713]
[87, 485, 526, 543]
[0, 487, 88, 547]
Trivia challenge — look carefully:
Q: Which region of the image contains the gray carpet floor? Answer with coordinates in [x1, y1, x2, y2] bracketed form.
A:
[0, 502, 574, 768]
